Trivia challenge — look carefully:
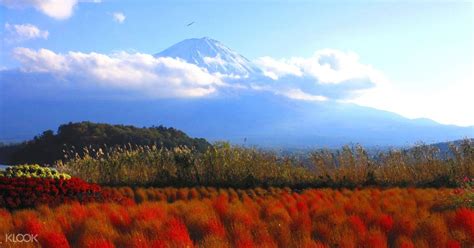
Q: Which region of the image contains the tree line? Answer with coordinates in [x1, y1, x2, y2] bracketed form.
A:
[0, 121, 211, 165]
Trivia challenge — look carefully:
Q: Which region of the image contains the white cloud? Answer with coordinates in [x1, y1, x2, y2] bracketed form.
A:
[13, 47, 67, 72]
[4, 23, 49, 42]
[13, 48, 223, 98]
[256, 49, 386, 85]
[203, 54, 226, 66]
[249, 84, 327, 102]
[112, 12, 126, 23]
[253, 49, 387, 101]
[254, 56, 302, 80]
[279, 88, 327, 102]
[0, 0, 99, 20]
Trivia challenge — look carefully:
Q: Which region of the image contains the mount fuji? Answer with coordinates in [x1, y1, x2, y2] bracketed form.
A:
[1, 37, 473, 148]
[155, 37, 261, 78]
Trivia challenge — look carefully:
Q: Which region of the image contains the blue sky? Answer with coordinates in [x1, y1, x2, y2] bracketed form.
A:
[1, 0, 473, 126]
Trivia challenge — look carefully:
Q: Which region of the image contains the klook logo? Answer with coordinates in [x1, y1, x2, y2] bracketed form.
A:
[4, 233, 39, 243]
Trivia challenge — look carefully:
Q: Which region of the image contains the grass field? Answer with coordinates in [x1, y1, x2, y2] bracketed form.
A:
[1, 187, 473, 248]
[1, 142, 472, 247]
[57, 141, 474, 189]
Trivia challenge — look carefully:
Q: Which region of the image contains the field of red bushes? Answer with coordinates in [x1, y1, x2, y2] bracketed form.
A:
[1, 187, 473, 248]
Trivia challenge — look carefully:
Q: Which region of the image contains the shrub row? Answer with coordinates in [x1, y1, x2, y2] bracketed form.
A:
[101, 186, 294, 204]
[102, 183, 472, 210]
[0, 164, 71, 179]
[0, 177, 103, 209]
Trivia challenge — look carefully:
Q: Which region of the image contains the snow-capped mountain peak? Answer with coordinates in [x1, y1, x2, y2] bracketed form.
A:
[155, 37, 260, 77]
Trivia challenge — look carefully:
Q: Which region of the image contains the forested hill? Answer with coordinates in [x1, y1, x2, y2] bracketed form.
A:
[0, 122, 211, 165]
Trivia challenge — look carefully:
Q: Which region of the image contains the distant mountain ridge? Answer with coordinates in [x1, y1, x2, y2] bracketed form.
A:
[427, 138, 474, 154]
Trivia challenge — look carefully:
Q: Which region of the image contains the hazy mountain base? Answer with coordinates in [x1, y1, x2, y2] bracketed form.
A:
[1, 87, 472, 148]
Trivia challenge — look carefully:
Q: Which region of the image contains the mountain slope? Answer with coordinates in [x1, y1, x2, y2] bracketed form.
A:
[155, 37, 261, 77]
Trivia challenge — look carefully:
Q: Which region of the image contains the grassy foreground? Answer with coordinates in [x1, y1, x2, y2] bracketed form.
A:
[2, 141, 471, 247]
[0, 187, 472, 248]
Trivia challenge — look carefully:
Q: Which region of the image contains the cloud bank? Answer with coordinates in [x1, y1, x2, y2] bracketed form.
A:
[253, 49, 386, 101]
[8, 46, 386, 101]
[12, 48, 223, 98]
[255, 49, 385, 85]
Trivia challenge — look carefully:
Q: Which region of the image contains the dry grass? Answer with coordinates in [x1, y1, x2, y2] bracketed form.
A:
[56, 140, 474, 188]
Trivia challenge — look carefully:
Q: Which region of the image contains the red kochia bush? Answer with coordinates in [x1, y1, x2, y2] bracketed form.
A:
[348, 215, 367, 236]
[0, 177, 102, 209]
[40, 232, 71, 248]
[0, 188, 471, 247]
[453, 208, 474, 242]
[377, 214, 394, 232]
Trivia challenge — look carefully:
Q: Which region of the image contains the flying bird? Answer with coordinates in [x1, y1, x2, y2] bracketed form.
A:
[187, 21, 195, 27]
